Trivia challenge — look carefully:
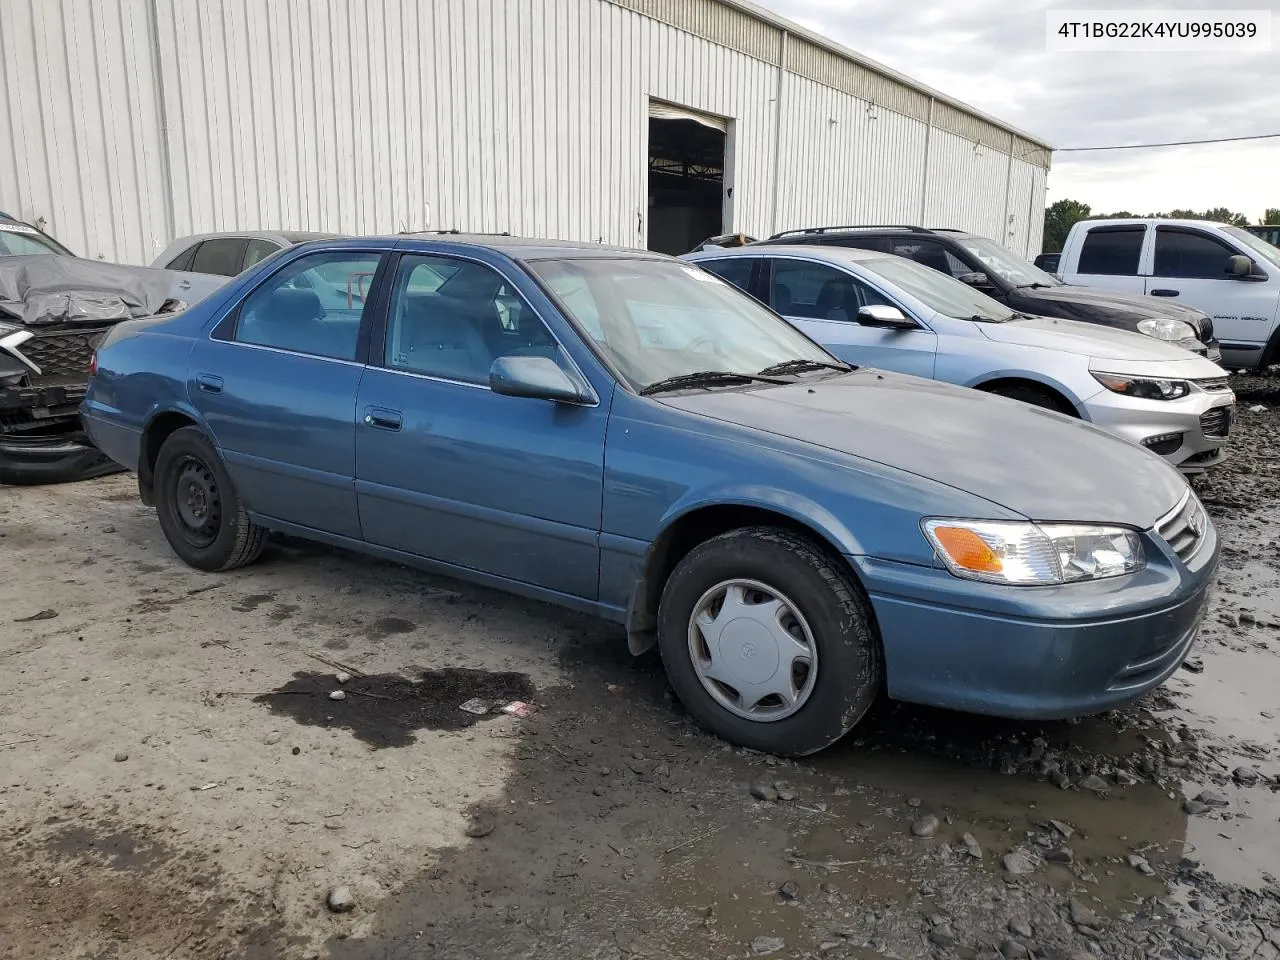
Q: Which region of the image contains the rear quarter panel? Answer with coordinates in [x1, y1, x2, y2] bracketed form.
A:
[81, 319, 201, 472]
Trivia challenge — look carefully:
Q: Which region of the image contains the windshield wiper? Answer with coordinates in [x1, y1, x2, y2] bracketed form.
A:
[639, 370, 789, 396]
[1016, 282, 1054, 289]
[757, 358, 854, 376]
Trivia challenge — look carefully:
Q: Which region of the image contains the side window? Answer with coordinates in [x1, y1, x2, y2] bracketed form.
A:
[384, 255, 559, 383]
[234, 251, 381, 361]
[191, 237, 249, 276]
[165, 243, 199, 271]
[1078, 227, 1144, 276]
[770, 260, 864, 320]
[698, 258, 754, 294]
[888, 240, 967, 278]
[1153, 229, 1236, 279]
[243, 238, 284, 271]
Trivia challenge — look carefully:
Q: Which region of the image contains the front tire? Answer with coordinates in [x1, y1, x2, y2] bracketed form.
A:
[656, 527, 882, 756]
[153, 426, 266, 571]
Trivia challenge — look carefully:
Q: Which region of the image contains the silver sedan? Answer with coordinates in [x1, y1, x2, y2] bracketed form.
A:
[683, 244, 1235, 473]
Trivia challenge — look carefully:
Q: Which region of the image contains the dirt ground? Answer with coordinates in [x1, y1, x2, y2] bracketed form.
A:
[2, 375, 1279, 960]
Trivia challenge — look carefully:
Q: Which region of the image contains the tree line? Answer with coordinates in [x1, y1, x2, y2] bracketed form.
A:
[1042, 200, 1280, 253]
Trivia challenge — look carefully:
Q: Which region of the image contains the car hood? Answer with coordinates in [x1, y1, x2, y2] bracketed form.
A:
[660, 371, 1187, 529]
[1015, 283, 1210, 331]
[978, 315, 1211, 364]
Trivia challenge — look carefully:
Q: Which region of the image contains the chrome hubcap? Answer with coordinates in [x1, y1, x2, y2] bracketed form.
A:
[687, 578, 818, 722]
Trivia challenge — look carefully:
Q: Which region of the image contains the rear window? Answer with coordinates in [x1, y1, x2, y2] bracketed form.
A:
[1078, 227, 1143, 276]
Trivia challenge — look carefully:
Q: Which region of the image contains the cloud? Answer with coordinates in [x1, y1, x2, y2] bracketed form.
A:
[755, 0, 1280, 219]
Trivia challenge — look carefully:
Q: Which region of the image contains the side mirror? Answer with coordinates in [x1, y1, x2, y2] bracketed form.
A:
[1227, 254, 1265, 280]
[489, 355, 589, 404]
[856, 304, 917, 329]
[958, 271, 993, 289]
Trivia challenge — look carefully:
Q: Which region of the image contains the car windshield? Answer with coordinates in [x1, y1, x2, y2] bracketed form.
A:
[1223, 225, 1280, 269]
[527, 257, 838, 392]
[952, 235, 1062, 287]
[0, 227, 67, 256]
[861, 256, 1018, 322]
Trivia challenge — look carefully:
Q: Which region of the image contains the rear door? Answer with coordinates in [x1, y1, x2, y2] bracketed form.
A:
[1067, 224, 1148, 295]
[1145, 226, 1280, 359]
[764, 257, 938, 377]
[188, 247, 387, 538]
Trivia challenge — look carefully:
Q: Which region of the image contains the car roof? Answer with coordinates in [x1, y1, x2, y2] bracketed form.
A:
[688, 243, 891, 266]
[393, 233, 670, 261]
[169, 230, 344, 245]
[1081, 218, 1236, 232]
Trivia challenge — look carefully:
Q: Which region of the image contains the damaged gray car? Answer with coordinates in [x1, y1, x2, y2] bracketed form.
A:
[0, 255, 223, 484]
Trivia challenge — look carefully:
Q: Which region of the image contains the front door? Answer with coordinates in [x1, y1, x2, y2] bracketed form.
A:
[1145, 226, 1280, 361]
[188, 249, 384, 539]
[766, 257, 938, 377]
[354, 252, 608, 600]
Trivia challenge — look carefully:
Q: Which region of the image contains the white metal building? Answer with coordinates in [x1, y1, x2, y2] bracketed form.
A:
[0, 0, 1052, 265]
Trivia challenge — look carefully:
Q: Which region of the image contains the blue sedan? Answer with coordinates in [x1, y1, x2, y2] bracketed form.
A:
[82, 235, 1218, 756]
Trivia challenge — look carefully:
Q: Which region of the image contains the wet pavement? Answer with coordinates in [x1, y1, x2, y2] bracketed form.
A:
[326, 372, 1280, 960]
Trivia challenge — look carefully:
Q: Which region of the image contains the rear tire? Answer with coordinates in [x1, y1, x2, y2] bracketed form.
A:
[153, 426, 266, 572]
[985, 382, 1076, 417]
[656, 526, 882, 756]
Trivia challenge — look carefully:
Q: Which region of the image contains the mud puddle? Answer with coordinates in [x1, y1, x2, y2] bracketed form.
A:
[252, 668, 536, 746]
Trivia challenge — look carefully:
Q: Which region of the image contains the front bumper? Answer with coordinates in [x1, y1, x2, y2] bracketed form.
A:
[1080, 386, 1234, 474]
[852, 513, 1219, 719]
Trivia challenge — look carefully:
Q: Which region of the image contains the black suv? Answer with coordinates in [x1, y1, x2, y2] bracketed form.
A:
[760, 226, 1219, 360]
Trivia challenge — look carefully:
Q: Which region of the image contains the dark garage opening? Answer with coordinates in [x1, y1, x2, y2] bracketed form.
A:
[647, 115, 726, 255]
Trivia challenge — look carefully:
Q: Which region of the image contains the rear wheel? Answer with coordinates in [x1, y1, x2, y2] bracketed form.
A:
[154, 426, 266, 571]
[985, 382, 1076, 416]
[656, 527, 881, 756]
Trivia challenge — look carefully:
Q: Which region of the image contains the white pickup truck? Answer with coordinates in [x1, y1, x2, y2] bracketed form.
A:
[1059, 218, 1280, 370]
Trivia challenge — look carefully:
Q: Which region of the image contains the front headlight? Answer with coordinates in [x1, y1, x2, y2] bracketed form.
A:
[1092, 371, 1191, 400]
[922, 519, 1145, 585]
[1138, 318, 1198, 342]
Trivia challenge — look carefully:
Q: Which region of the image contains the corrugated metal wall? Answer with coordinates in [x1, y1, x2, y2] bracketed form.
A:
[0, 0, 1050, 265]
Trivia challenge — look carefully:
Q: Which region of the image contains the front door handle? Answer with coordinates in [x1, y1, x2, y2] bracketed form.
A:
[1150, 288, 1180, 297]
[195, 373, 223, 394]
[363, 407, 402, 431]
[178, 279, 192, 289]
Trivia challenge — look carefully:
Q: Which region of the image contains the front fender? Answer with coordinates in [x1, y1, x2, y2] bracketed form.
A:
[657, 483, 865, 555]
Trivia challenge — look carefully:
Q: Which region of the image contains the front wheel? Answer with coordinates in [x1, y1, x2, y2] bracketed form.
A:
[986, 382, 1076, 417]
[656, 527, 882, 756]
[154, 426, 266, 572]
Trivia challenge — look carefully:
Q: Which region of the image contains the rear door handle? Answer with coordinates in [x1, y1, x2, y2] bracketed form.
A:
[1150, 288, 1180, 297]
[363, 406, 402, 431]
[195, 373, 223, 394]
[178, 279, 192, 289]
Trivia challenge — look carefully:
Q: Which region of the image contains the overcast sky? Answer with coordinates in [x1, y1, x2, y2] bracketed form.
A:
[755, 0, 1280, 221]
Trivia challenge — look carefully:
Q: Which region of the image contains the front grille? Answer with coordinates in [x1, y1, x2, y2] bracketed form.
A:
[15, 330, 99, 381]
[1194, 376, 1230, 393]
[1156, 492, 1207, 563]
[1199, 406, 1232, 438]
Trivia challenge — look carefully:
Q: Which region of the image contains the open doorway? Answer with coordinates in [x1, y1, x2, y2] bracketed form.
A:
[647, 102, 727, 255]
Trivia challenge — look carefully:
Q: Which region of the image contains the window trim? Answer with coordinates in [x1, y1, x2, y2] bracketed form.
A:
[1077, 224, 1146, 277]
[762, 253, 929, 329]
[210, 247, 392, 364]
[368, 250, 600, 406]
[1152, 226, 1248, 281]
